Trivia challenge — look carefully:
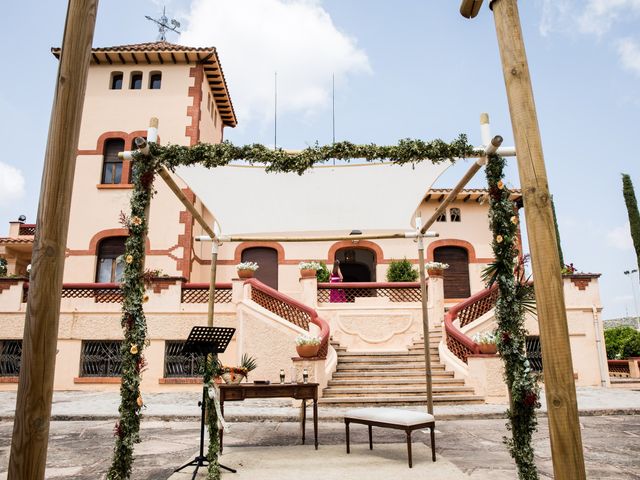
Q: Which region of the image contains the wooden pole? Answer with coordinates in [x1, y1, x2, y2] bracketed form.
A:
[417, 235, 434, 414]
[489, 0, 586, 477]
[8, 1, 98, 478]
[207, 242, 219, 327]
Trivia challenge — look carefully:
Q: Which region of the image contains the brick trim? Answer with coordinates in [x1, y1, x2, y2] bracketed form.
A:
[0, 278, 20, 293]
[74, 377, 121, 384]
[186, 66, 204, 145]
[77, 130, 150, 156]
[328, 241, 384, 265]
[158, 377, 202, 384]
[427, 238, 490, 264]
[177, 188, 196, 279]
[0, 376, 19, 383]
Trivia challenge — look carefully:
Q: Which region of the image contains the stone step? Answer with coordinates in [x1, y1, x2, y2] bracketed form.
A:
[327, 377, 464, 387]
[322, 386, 475, 397]
[318, 395, 485, 406]
[337, 355, 438, 363]
[335, 363, 446, 372]
[332, 371, 455, 380]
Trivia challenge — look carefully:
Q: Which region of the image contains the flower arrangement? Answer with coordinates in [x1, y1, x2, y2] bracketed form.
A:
[214, 353, 257, 383]
[298, 261, 323, 270]
[295, 334, 322, 346]
[472, 331, 497, 345]
[236, 262, 259, 271]
[425, 262, 450, 270]
[561, 263, 577, 275]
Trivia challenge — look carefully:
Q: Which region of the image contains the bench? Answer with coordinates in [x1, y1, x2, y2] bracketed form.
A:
[344, 407, 436, 468]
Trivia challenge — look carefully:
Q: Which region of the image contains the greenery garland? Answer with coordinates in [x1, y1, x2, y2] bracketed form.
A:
[107, 151, 158, 480]
[483, 154, 540, 480]
[152, 135, 475, 175]
[106, 134, 474, 478]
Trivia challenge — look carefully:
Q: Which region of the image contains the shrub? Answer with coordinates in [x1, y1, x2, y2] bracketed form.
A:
[316, 261, 330, 283]
[0, 258, 6, 277]
[386, 258, 419, 282]
[604, 326, 640, 359]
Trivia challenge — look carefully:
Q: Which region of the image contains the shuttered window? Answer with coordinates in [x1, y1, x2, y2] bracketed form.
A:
[241, 247, 279, 289]
[434, 246, 470, 299]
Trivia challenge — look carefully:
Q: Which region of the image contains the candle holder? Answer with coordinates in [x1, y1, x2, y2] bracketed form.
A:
[303, 368, 309, 384]
[279, 369, 285, 384]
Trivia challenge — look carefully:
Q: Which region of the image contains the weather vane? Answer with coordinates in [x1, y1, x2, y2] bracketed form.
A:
[145, 7, 181, 41]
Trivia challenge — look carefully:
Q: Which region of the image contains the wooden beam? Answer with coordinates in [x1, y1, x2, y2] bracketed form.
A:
[8, 1, 98, 478]
[130, 52, 138, 65]
[491, 1, 586, 478]
[417, 236, 434, 415]
[144, 52, 152, 64]
[475, 194, 484, 203]
[170, 52, 177, 64]
[104, 52, 113, 65]
[117, 52, 126, 64]
[462, 194, 472, 202]
[91, 52, 100, 64]
[437, 194, 445, 202]
[157, 52, 164, 65]
[424, 194, 432, 202]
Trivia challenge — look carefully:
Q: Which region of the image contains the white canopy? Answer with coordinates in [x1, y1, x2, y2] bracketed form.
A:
[174, 161, 451, 235]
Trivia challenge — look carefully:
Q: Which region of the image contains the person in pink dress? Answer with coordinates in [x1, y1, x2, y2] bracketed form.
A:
[329, 260, 347, 303]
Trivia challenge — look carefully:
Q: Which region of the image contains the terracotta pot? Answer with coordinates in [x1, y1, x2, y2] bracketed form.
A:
[237, 269, 255, 279]
[427, 268, 444, 277]
[296, 344, 320, 358]
[478, 343, 497, 355]
[300, 269, 317, 279]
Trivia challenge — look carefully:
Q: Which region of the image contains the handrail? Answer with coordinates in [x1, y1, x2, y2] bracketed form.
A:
[244, 278, 330, 358]
[182, 283, 232, 289]
[444, 285, 500, 363]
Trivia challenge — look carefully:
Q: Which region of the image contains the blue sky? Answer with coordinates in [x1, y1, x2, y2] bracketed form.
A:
[2, 0, 640, 320]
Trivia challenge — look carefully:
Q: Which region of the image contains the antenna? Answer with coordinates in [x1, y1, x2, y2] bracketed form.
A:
[145, 6, 181, 42]
[274, 71, 278, 150]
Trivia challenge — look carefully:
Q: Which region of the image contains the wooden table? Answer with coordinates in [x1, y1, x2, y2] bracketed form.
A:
[219, 382, 319, 452]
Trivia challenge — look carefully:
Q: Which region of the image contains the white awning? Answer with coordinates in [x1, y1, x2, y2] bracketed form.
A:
[174, 161, 451, 235]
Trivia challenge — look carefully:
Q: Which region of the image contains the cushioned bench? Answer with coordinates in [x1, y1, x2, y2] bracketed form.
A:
[344, 407, 436, 468]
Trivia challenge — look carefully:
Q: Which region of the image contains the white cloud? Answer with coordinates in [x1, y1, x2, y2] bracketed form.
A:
[181, 0, 371, 125]
[0, 161, 25, 207]
[606, 223, 635, 251]
[617, 37, 640, 76]
[578, 0, 640, 36]
[539, 0, 573, 37]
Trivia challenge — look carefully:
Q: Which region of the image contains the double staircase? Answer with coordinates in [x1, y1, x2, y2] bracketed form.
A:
[320, 326, 484, 406]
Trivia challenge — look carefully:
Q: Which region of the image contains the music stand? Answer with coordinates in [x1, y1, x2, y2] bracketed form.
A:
[174, 326, 236, 478]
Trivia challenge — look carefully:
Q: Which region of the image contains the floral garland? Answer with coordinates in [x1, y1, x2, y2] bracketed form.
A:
[484, 154, 540, 480]
[107, 151, 158, 480]
[106, 134, 474, 479]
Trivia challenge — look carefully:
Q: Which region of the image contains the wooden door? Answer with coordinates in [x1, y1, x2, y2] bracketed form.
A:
[241, 247, 278, 290]
[434, 246, 470, 299]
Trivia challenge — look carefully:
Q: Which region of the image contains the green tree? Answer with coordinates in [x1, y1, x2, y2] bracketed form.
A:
[0, 258, 6, 276]
[386, 258, 419, 282]
[551, 196, 564, 268]
[604, 326, 640, 359]
[622, 174, 640, 282]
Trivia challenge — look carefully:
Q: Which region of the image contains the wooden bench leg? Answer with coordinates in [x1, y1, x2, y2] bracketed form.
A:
[368, 425, 373, 450]
[345, 420, 350, 454]
[406, 430, 413, 468]
[430, 425, 436, 462]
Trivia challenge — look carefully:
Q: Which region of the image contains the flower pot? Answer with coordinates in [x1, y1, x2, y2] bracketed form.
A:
[296, 344, 320, 358]
[478, 343, 497, 355]
[300, 269, 317, 279]
[427, 268, 444, 277]
[237, 269, 255, 279]
[221, 371, 246, 384]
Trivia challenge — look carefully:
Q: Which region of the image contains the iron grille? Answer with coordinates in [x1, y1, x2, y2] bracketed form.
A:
[164, 341, 205, 377]
[525, 336, 543, 372]
[0, 340, 22, 376]
[80, 340, 122, 377]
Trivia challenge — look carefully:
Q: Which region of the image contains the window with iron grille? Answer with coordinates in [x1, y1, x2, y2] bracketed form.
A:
[0, 340, 22, 376]
[525, 335, 543, 372]
[164, 341, 205, 377]
[450, 208, 461, 222]
[80, 340, 122, 377]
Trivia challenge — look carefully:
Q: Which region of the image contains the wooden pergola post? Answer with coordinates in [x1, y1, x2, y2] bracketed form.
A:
[489, 0, 586, 477]
[8, 1, 98, 478]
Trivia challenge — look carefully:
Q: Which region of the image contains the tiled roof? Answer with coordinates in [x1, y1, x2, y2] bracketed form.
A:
[0, 238, 34, 244]
[424, 187, 522, 203]
[51, 41, 237, 127]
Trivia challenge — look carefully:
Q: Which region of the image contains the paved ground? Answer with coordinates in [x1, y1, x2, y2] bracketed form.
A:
[1, 415, 639, 479]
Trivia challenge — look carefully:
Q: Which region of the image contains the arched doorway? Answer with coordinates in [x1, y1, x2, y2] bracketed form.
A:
[241, 247, 278, 289]
[434, 246, 470, 299]
[335, 247, 376, 282]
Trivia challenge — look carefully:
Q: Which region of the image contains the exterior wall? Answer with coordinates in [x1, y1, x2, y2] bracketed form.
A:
[199, 73, 223, 144]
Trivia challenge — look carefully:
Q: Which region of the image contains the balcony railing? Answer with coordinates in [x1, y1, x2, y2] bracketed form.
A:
[181, 283, 233, 304]
[18, 224, 36, 236]
[317, 282, 422, 303]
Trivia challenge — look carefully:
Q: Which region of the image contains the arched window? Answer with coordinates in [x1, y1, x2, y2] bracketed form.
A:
[101, 139, 125, 184]
[149, 72, 162, 89]
[96, 237, 126, 283]
[110, 72, 123, 90]
[130, 72, 143, 90]
[450, 208, 461, 222]
[241, 247, 279, 289]
[436, 211, 447, 222]
[434, 246, 470, 298]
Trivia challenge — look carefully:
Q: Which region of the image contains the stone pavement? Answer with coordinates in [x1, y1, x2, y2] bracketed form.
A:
[1, 415, 639, 479]
[0, 386, 638, 421]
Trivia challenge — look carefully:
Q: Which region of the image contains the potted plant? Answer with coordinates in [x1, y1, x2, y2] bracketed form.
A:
[236, 261, 259, 279]
[215, 353, 258, 384]
[425, 261, 449, 277]
[472, 331, 498, 354]
[295, 334, 322, 358]
[298, 261, 322, 279]
[315, 261, 330, 283]
[386, 258, 419, 282]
